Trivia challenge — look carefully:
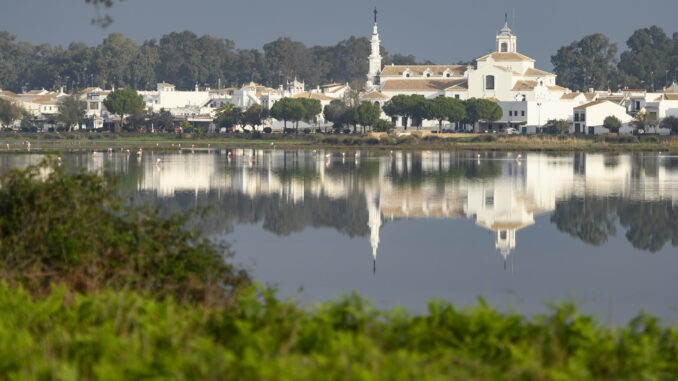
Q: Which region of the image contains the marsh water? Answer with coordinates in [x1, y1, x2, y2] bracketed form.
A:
[3, 149, 678, 324]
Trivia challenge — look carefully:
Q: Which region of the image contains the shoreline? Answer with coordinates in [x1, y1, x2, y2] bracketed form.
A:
[0, 132, 676, 153]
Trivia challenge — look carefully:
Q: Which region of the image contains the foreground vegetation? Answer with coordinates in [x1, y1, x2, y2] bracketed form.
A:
[2, 283, 678, 380]
[0, 161, 677, 379]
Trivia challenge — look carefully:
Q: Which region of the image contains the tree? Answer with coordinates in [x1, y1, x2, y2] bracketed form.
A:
[372, 119, 395, 132]
[619, 26, 674, 91]
[544, 119, 571, 135]
[297, 98, 322, 126]
[382, 94, 425, 129]
[102, 88, 145, 132]
[57, 94, 87, 131]
[243, 104, 269, 131]
[270, 98, 305, 132]
[603, 116, 622, 133]
[464, 98, 502, 132]
[356, 101, 381, 132]
[632, 110, 651, 132]
[150, 108, 174, 131]
[660, 115, 678, 135]
[218, 106, 243, 130]
[0, 98, 25, 130]
[423, 96, 466, 132]
[323, 99, 348, 130]
[551, 33, 619, 91]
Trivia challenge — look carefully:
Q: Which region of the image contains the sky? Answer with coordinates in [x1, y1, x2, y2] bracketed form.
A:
[1, 0, 678, 71]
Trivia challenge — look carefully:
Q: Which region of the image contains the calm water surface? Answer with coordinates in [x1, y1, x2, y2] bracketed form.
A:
[3, 149, 678, 324]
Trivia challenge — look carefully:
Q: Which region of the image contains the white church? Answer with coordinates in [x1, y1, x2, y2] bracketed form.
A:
[362, 11, 665, 134]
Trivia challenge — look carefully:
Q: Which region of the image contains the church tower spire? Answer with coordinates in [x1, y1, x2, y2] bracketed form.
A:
[366, 7, 382, 91]
[496, 13, 517, 53]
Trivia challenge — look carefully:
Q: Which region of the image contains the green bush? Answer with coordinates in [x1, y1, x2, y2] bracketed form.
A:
[0, 160, 249, 304]
[605, 135, 639, 144]
[640, 135, 660, 143]
[396, 135, 419, 145]
[472, 134, 497, 142]
[365, 138, 380, 145]
[0, 285, 677, 380]
[379, 136, 397, 145]
[422, 135, 442, 143]
[322, 136, 338, 144]
[303, 128, 311, 134]
[252, 131, 262, 139]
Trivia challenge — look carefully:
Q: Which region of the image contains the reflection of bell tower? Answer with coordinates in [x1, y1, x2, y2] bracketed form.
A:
[496, 13, 517, 53]
[495, 229, 516, 265]
[367, 188, 382, 273]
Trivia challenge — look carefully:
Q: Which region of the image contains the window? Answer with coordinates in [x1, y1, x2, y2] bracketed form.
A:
[446, 73, 451, 78]
[454, 94, 460, 99]
[500, 230, 507, 240]
[509, 111, 513, 116]
[501, 42, 508, 52]
[485, 75, 495, 90]
[581, 113, 586, 121]
[405, 73, 410, 78]
[521, 111, 525, 116]
[426, 73, 430, 77]
[635, 101, 640, 110]
[485, 195, 494, 206]
[574, 113, 579, 122]
[521, 95, 526, 102]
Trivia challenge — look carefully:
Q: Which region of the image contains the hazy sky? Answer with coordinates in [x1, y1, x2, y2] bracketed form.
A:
[2, 0, 678, 70]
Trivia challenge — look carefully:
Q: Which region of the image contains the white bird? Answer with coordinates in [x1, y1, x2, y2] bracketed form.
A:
[92, 151, 97, 157]
[516, 154, 522, 160]
[57, 157, 62, 166]
[325, 153, 331, 159]
[126, 149, 130, 155]
[477, 154, 481, 158]
[107, 148, 112, 154]
[137, 148, 142, 156]
[6, 144, 9, 150]
[156, 158, 161, 165]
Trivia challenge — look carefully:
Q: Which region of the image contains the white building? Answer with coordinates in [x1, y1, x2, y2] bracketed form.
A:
[571, 100, 633, 135]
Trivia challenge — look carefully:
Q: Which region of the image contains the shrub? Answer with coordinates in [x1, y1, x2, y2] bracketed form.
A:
[284, 128, 294, 134]
[303, 128, 311, 134]
[379, 136, 397, 145]
[397, 135, 418, 145]
[322, 136, 338, 144]
[315, 128, 323, 134]
[373, 119, 395, 132]
[366, 138, 380, 145]
[472, 134, 497, 142]
[343, 129, 351, 134]
[252, 131, 262, 139]
[422, 135, 442, 143]
[0, 160, 249, 304]
[640, 135, 660, 143]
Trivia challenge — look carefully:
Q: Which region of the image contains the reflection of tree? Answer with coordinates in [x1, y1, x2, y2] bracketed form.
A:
[388, 152, 501, 188]
[618, 201, 678, 253]
[550, 197, 619, 245]
[551, 197, 678, 253]
[126, 189, 370, 239]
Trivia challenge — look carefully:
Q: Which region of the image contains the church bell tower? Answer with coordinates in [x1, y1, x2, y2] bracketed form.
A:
[496, 13, 517, 53]
[366, 7, 382, 91]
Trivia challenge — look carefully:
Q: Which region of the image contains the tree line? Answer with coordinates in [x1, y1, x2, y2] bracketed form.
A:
[0, 30, 428, 93]
[552, 25, 678, 92]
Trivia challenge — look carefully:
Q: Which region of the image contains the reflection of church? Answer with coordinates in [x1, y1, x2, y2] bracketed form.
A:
[120, 149, 678, 269]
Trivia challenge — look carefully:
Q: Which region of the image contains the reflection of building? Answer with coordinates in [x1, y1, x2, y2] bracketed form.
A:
[123, 150, 678, 268]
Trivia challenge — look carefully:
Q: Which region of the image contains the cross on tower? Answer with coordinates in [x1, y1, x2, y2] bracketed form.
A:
[374, 7, 378, 23]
